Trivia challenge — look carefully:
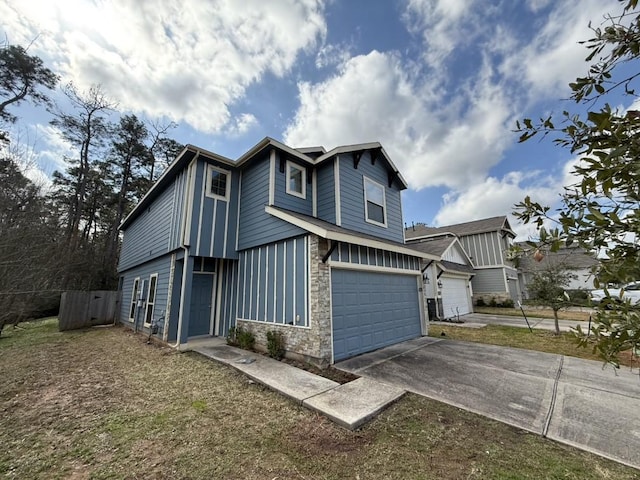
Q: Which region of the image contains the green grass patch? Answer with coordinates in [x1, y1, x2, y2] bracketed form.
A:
[1, 318, 636, 479]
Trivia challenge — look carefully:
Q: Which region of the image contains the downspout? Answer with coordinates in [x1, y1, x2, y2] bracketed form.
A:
[168, 154, 199, 348]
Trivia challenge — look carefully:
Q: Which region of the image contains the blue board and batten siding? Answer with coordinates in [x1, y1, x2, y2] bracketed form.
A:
[337, 151, 404, 243]
[119, 181, 176, 271]
[187, 158, 240, 259]
[119, 255, 173, 336]
[236, 236, 308, 327]
[316, 161, 336, 223]
[330, 241, 421, 271]
[237, 154, 305, 250]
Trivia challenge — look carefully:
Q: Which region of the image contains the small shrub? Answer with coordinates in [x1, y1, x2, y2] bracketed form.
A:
[266, 330, 286, 360]
[489, 297, 498, 307]
[500, 299, 515, 308]
[476, 298, 486, 307]
[227, 326, 255, 350]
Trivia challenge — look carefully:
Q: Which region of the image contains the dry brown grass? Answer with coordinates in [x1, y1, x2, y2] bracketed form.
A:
[0, 319, 637, 479]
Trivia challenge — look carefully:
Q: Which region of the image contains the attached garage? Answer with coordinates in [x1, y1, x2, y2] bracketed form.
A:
[331, 268, 423, 362]
[440, 275, 471, 317]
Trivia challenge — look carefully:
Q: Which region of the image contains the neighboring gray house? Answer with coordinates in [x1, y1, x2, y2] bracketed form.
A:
[118, 137, 437, 365]
[516, 244, 599, 299]
[406, 216, 520, 304]
[408, 235, 475, 319]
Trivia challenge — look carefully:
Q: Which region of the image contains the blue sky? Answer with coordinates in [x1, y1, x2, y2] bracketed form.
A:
[1, 0, 634, 238]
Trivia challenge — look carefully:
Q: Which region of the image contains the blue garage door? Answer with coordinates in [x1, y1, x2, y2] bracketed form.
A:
[331, 269, 422, 362]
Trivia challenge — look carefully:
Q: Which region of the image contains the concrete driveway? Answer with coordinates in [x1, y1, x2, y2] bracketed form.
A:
[335, 336, 640, 470]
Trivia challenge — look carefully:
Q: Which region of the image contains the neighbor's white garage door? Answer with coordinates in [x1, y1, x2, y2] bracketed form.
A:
[441, 275, 471, 317]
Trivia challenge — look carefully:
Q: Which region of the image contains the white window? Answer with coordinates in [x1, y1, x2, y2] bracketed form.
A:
[363, 177, 387, 227]
[286, 160, 306, 198]
[144, 274, 158, 326]
[206, 165, 230, 201]
[129, 277, 140, 322]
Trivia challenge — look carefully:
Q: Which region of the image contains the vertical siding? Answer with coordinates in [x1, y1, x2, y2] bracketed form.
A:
[237, 156, 305, 250]
[337, 151, 404, 243]
[316, 161, 336, 223]
[119, 182, 176, 271]
[218, 259, 238, 337]
[168, 170, 188, 251]
[443, 244, 467, 264]
[236, 236, 308, 326]
[460, 232, 505, 267]
[119, 255, 173, 338]
[329, 241, 420, 271]
[189, 158, 240, 259]
[273, 152, 313, 215]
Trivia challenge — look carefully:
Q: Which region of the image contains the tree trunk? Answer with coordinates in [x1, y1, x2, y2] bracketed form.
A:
[553, 309, 560, 335]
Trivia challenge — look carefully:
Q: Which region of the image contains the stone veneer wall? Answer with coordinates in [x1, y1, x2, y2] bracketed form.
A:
[237, 234, 333, 366]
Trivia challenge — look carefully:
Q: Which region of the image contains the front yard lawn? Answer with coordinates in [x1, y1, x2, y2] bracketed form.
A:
[1, 319, 637, 479]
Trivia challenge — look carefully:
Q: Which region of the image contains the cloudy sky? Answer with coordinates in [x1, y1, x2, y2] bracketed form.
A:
[1, 0, 632, 238]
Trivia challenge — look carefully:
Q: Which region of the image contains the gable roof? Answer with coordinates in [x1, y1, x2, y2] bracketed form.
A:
[315, 142, 408, 189]
[405, 216, 515, 240]
[121, 137, 407, 230]
[407, 235, 475, 271]
[266, 205, 438, 260]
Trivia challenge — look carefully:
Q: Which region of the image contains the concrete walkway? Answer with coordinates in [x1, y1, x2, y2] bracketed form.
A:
[432, 312, 593, 332]
[190, 339, 404, 430]
[335, 336, 640, 470]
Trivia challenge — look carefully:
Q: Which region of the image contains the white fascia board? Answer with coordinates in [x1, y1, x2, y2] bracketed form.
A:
[315, 142, 408, 189]
[447, 238, 475, 267]
[120, 145, 233, 229]
[236, 137, 314, 166]
[265, 205, 438, 260]
[437, 263, 474, 277]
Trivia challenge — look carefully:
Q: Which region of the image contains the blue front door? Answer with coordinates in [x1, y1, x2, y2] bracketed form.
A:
[188, 274, 214, 337]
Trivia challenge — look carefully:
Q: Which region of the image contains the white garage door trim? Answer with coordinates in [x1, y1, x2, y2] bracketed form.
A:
[440, 274, 471, 318]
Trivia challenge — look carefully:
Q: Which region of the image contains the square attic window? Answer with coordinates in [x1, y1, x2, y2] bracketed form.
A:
[207, 165, 230, 201]
[286, 160, 306, 199]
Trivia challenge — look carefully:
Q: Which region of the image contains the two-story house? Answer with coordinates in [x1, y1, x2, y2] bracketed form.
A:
[406, 216, 520, 305]
[118, 137, 437, 365]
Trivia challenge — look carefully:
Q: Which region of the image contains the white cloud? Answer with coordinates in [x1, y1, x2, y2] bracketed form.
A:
[432, 156, 583, 239]
[285, 50, 513, 190]
[224, 113, 258, 137]
[0, 0, 326, 134]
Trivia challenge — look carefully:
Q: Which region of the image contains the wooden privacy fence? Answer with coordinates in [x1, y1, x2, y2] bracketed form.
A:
[59, 290, 119, 331]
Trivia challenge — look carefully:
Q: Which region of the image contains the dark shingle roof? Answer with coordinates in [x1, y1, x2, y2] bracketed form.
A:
[406, 236, 456, 257]
[517, 244, 599, 272]
[405, 216, 514, 239]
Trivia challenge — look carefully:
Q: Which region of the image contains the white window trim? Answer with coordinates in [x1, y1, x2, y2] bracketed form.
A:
[286, 160, 306, 199]
[144, 273, 158, 326]
[205, 164, 231, 201]
[363, 176, 387, 227]
[129, 277, 140, 322]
